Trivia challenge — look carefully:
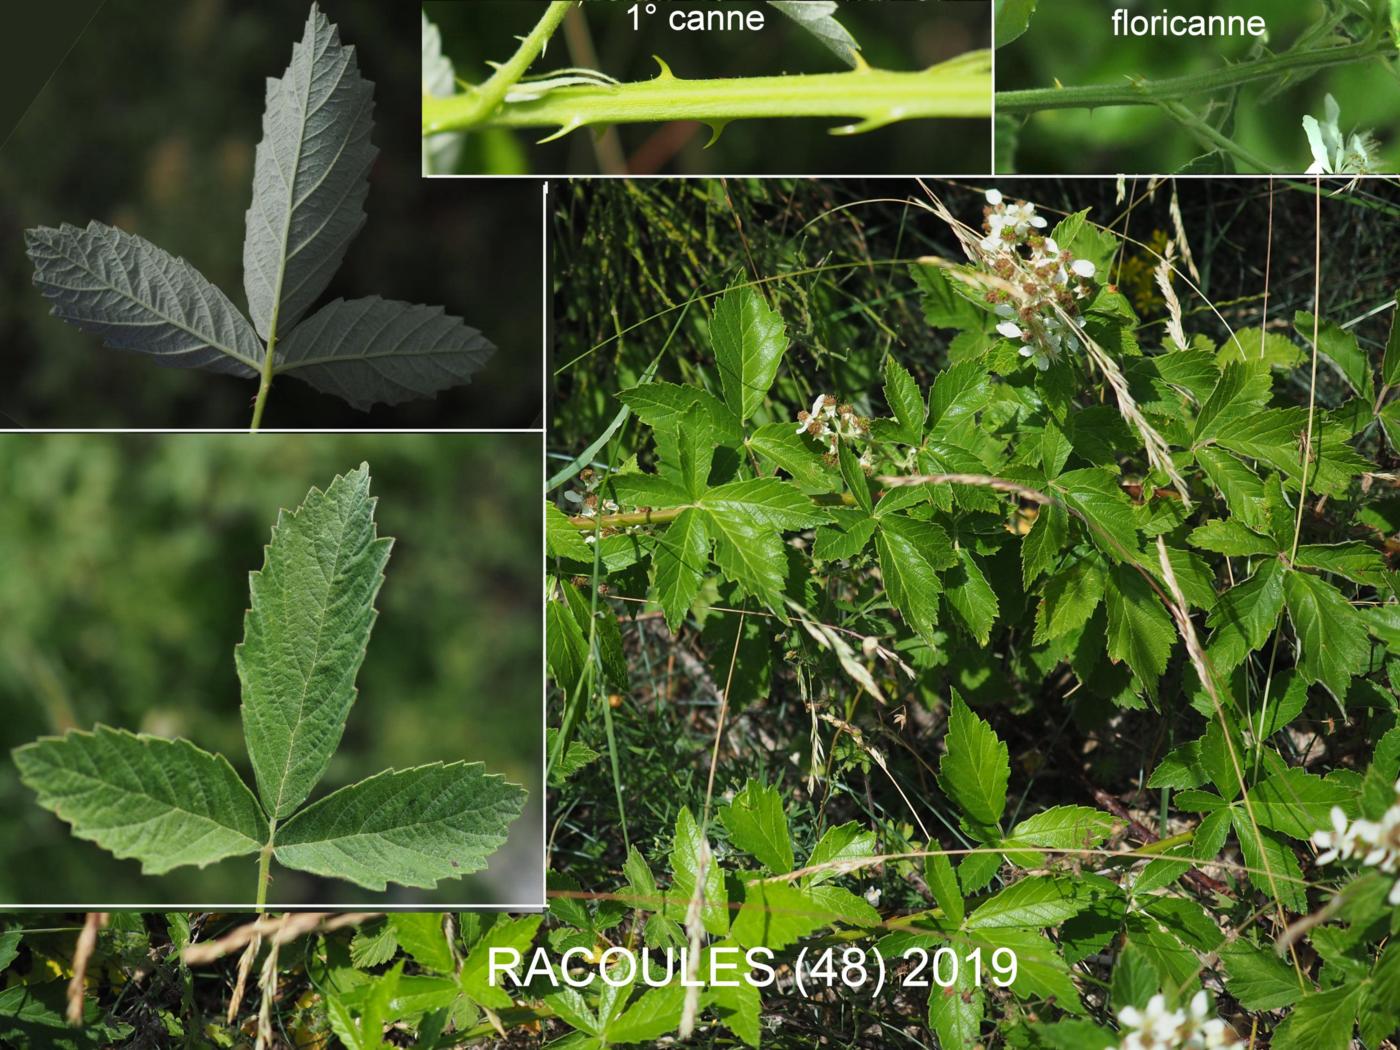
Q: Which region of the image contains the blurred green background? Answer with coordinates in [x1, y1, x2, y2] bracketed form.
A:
[0, 0, 542, 429]
[998, 0, 1399, 173]
[425, 0, 990, 175]
[0, 433, 542, 906]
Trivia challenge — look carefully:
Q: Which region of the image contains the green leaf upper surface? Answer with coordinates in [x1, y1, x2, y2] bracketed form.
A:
[1104, 564, 1174, 699]
[652, 509, 709, 631]
[720, 779, 793, 874]
[243, 5, 377, 341]
[939, 692, 1009, 829]
[237, 465, 393, 819]
[710, 286, 787, 422]
[25, 221, 264, 376]
[1282, 569, 1369, 704]
[273, 297, 494, 411]
[12, 726, 267, 875]
[273, 762, 526, 891]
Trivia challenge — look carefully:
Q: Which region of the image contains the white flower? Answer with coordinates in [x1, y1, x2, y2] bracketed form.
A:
[1311, 780, 1400, 905]
[1115, 991, 1244, 1050]
[864, 885, 882, 907]
[1303, 94, 1379, 176]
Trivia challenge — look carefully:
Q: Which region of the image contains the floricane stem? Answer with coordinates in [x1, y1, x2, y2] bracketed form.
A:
[996, 40, 1389, 114]
[424, 52, 991, 137]
[249, 333, 277, 433]
[256, 819, 277, 913]
[451, 1, 575, 128]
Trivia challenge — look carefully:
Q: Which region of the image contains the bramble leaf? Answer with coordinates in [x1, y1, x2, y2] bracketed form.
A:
[273, 297, 494, 411]
[652, 509, 709, 631]
[711, 286, 787, 422]
[1295, 311, 1374, 403]
[767, 1, 861, 67]
[1188, 519, 1278, 557]
[945, 548, 999, 646]
[1206, 558, 1286, 670]
[883, 357, 925, 444]
[939, 691, 1009, 829]
[1104, 564, 1174, 699]
[720, 779, 793, 874]
[243, 5, 377, 341]
[1001, 806, 1117, 869]
[966, 875, 1098, 929]
[1283, 569, 1369, 704]
[238, 464, 393, 819]
[273, 762, 526, 891]
[875, 515, 954, 642]
[25, 221, 263, 376]
[12, 726, 267, 875]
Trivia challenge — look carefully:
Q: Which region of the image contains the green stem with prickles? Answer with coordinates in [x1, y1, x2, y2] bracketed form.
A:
[424, 53, 991, 138]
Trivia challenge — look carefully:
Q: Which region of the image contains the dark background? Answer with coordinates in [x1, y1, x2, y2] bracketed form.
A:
[0, 0, 542, 429]
[425, 0, 991, 175]
[998, 0, 1399, 174]
[0, 433, 543, 906]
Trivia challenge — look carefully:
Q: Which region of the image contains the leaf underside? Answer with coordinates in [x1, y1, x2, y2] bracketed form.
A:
[243, 4, 377, 342]
[25, 221, 263, 375]
[12, 726, 267, 875]
[237, 464, 392, 820]
[274, 296, 496, 410]
[274, 762, 527, 890]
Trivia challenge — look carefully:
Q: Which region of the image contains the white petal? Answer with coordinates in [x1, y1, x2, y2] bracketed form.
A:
[1030, 215, 1047, 228]
[996, 321, 1023, 339]
[985, 188, 1003, 205]
[1302, 115, 1332, 174]
[1071, 258, 1097, 278]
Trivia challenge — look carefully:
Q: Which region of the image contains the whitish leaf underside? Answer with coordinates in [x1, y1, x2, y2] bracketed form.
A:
[25, 222, 263, 375]
[237, 464, 392, 819]
[274, 296, 495, 410]
[274, 762, 527, 890]
[243, 5, 377, 341]
[13, 726, 268, 875]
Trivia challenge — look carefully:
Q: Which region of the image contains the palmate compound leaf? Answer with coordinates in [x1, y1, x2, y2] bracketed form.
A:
[273, 762, 526, 891]
[12, 726, 267, 875]
[243, 4, 377, 342]
[272, 297, 495, 411]
[237, 464, 393, 819]
[24, 221, 264, 375]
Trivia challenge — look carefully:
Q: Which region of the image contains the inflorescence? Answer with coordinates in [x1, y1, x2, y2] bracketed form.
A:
[977, 189, 1098, 372]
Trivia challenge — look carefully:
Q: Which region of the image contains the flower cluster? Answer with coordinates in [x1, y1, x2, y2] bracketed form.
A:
[1116, 992, 1244, 1050]
[978, 189, 1098, 372]
[795, 394, 873, 468]
[1303, 95, 1380, 177]
[1310, 779, 1400, 905]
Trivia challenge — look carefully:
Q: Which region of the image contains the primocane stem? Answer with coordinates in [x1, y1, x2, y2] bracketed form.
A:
[424, 54, 991, 137]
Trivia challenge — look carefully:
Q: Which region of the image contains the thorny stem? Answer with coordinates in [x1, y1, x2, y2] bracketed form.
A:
[249, 333, 278, 433]
[450, 1, 575, 129]
[424, 53, 991, 138]
[996, 39, 1393, 114]
[256, 818, 277, 913]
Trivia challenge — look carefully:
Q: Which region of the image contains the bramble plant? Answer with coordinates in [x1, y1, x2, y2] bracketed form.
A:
[540, 183, 1400, 1046]
[420, 0, 990, 169]
[12, 465, 526, 908]
[26, 5, 495, 430]
[996, 0, 1399, 173]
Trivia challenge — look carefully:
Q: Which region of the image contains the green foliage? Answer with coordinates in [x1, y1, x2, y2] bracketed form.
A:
[13, 467, 525, 903]
[544, 181, 1400, 1049]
